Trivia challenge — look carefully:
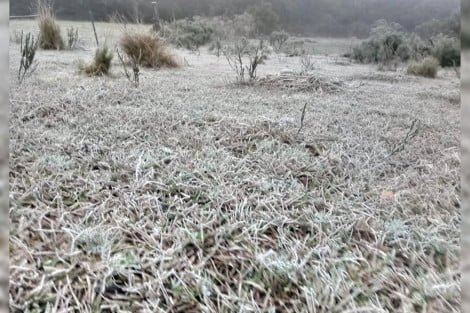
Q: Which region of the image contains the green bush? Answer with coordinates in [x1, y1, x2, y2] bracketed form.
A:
[407, 57, 440, 78]
[430, 35, 460, 67]
[352, 21, 410, 64]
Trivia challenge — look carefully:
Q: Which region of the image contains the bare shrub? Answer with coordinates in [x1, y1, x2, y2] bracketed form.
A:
[79, 45, 113, 76]
[209, 38, 222, 57]
[120, 32, 179, 68]
[224, 38, 270, 82]
[407, 57, 440, 78]
[18, 32, 39, 84]
[38, 2, 64, 50]
[66, 27, 79, 50]
[117, 48, 141, 87]
[299, 54, 315, 73]
[246, 40, 270, 79]
[282, 39, 308, 57]
[269, 30, 289, 52]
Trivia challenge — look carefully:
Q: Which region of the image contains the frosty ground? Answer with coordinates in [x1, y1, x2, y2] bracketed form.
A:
[9, 21, 461, 312]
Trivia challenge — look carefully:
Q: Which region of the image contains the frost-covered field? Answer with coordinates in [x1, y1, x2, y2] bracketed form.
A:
[9, 20, 460, 312]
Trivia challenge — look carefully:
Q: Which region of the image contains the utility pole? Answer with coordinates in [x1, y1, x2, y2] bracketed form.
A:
[152, 1, 160, 32]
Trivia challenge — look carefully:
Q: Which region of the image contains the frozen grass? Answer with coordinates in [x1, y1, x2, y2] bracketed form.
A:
[9, 21, 461, 312]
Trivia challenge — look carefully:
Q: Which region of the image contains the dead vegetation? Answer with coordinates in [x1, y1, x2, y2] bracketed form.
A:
[120, 32, 179, 68]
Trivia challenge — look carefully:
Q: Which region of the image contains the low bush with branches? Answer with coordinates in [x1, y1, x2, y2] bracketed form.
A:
[117, 48, 141, 87]
[299, 54, 315, 73]
[269, 30, 289, 52]
[18, 32, 39, 84]
[223, 38, 270, 82]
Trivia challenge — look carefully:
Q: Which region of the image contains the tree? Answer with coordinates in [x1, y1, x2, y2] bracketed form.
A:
[247, 2, 280, 35]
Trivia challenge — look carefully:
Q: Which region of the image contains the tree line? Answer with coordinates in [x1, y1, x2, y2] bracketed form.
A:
[11, 0, 459, 37]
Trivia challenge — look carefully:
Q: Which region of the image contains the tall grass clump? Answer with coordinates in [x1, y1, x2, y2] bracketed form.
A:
[38, 3, 64, 50]
[120, 32, 179, 68]
[79, 45, 113, 76]
[406, 57, 440, 78]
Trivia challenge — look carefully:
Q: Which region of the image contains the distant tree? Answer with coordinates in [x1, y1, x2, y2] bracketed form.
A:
[415, 12, 460, 40]
[247, 2, 280, 35]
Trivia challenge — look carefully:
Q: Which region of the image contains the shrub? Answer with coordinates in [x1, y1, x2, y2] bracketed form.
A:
[209, 38, 222, 57]
[351, 21, 410, 65]
[299, 55, 315, 73]
[79, 45, 113, 76]
[223, 38, 270, 82]
[164, 18, 215, 51]
[120, 32, 179, 68]
[38, 3, 64, 50]
[430, 35, 460, 67]
[407, 34, 432, 60]
[116, 48, 141, 87]
[66, 27, 79, 50]
[18, 32, 39, 83]
[407, 57, 439, 78]
[269, 30, 289, 52]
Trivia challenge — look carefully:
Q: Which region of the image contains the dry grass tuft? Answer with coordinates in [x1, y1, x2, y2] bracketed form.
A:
[407, 57, 440, 78]
[120, 32, 179, 68]
[79, 45, 113, 76]
[37, 2, 64, 50]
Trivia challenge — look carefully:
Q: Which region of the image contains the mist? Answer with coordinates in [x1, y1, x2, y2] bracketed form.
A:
[11, 0, 460, 37]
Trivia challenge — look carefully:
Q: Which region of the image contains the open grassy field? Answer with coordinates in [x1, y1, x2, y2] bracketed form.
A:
[9, 20, 460, 312]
